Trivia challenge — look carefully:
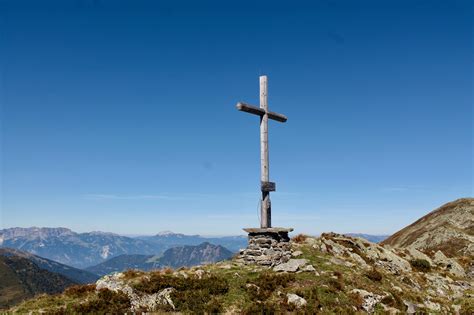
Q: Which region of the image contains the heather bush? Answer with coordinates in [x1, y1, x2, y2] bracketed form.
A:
[365, 268, 383, 282]
[410, 259, 431, 272]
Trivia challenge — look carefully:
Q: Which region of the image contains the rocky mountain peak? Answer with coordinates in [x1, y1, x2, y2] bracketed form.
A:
[382, 198, 474, 257]
[156, 230, 175, 236]
[0, 227, 75, 240]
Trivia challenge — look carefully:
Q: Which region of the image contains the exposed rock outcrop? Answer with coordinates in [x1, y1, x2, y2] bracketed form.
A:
[382, 198, 474, 257]
[350, 289, 384, 313]
[96, 273, 176, 311]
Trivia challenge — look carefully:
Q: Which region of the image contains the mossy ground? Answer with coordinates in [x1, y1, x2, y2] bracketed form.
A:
[8, 237, 473, 314]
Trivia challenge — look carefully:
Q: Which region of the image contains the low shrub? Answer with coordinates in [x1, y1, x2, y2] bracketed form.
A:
[245, 272, 295, 301]
[292, 234, 308, 243]
[297, 286, 341, 311]
[365, 268, 383, 282]
[64, 284, 96, 297]
[67, 288, 131, 313]
[132, 273, 229, 313]
[243, 301, 277, 314]
[328, 278, 344, 291]
[133, 273, 227, 295]
[122, 269, 143, 279]
[384, 291, 405, 310]
[410, 259, 431, 272]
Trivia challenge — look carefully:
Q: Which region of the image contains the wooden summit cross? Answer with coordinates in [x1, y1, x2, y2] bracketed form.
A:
[236, 75, 287, 229]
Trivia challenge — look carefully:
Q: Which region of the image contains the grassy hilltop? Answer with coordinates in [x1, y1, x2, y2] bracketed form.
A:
[9, 232, 473, 314]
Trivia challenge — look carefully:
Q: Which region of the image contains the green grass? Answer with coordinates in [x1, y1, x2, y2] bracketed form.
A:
[8, 237, 472, 314]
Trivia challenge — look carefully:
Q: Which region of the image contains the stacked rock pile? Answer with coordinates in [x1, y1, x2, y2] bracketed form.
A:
[238, 228, 293, 266]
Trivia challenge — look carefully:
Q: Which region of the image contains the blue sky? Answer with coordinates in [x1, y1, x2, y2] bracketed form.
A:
[1, 0, 472, 235]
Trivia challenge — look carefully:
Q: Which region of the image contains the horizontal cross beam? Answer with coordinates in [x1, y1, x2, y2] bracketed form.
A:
[236, 102, 287, 123]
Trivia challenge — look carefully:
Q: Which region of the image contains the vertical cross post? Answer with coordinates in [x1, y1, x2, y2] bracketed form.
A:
[236, 75, 287, 229]
[260, 76, 271, 228]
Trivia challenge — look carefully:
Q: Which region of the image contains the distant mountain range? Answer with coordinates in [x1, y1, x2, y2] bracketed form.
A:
[136, 231, 247, 253]
[344, 233, 389, 243]
[0, 227, 247, 269]
[0, 227, 157, 269]
[0, 249, 77, 309]
[86, 242, 233, 276]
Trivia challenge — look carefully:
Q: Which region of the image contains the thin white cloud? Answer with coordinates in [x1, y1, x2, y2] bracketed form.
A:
[84, 194, 174, 200]
[380, 185, 428, 193]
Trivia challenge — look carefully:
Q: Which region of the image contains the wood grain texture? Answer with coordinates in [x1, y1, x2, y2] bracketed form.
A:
[236, 102, 265, 116]
[236, 102, 287, 122]
[260, 75, 271, 228]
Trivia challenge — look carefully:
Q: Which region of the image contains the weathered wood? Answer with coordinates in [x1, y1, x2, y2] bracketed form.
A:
[236, 102, 266, 116]
[236, 102, 287, 123]
[260, 75, 271, 228]
[267, 111, 287, 123]
[261, 181, 276, 192]
[236, 75, 287, 229]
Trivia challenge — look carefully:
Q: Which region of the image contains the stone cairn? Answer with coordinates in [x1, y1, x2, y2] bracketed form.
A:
[238, 228, 293, 266]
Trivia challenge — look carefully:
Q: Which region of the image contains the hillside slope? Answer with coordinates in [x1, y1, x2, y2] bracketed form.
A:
[0, 254, 76, 309]
[382, 198, 474, 257]
[0, 248, 99, 284]
[10, 233, 473, 314]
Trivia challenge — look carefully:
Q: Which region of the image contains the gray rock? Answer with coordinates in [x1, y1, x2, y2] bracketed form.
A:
[433, 250, 448, 263]
[301, 264, 316, 272]
[95, 273, 176, 311]
[349, 252, 369, 269]
[195, 269, 205, 279]
[350, 289, 383, 313]
[407, 246, 433, 265]
[424, 300, 440, 312]
[403, 300, 417, 314]
[329, 256, 354, 268]
[254, 238, 272, 244]
[292, 250, 303, 257]
[245, 249, 263, 256]
[433, 250, 466, 278]
[452, 304, 461, 314]
[273, 259, 308, 272]
[287, 293, 307, 308]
